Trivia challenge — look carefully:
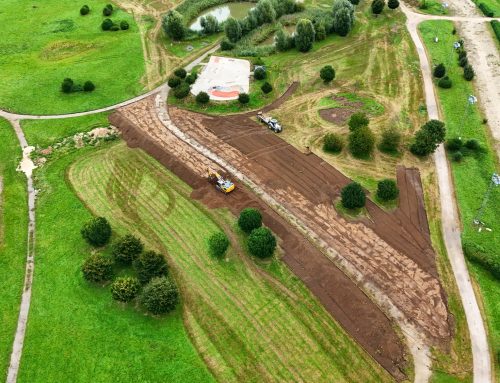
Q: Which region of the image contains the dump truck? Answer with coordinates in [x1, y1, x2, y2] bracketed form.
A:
[207, 169, 235, 194]
[257, 112, 282, 133]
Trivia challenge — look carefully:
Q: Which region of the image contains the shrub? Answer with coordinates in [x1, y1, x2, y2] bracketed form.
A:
[208, 232, 230, 258]
[463, 65, 475, 81]
[112, 234, 144, 264]
[371, 0, 385, 14]
[82, 254, 113, 283]
[320, 65, 336, 83]
[433, 63, 446, 78]
[348, 112, 369, 131]
[238, 93, 250, 104]
[323, 133, 343, 153]
[80, 5, 90, 15]
[295, 19, 315, 52]
[81, 217, 112, 247]
[315, 22, 327, 41]
[247, 227, 277, 258]
[83, 81, 95, 92]
[111, 277, 141, 302]
[341, 182, 365, 209]
[333, 0, 355, 36]
[446, 137, 463, 151]
[465, 139, 480, 151]
[61, 78, 74, 93]
[254, 67, 266, 80]
[120, 20, 129, 30]
[162, 10, 185, 40]
[438, 76, 452, 89]
[185, 73, 197, 84]
[174, 68, 187, 79]
[478, 2, 494, 17]
[168, 76, 181, 88]
[135, 250, 169, 284]
[238, 208, 262, 233]
[261, 82, 273, 94]
[349, 126, 375, 158]
[101, 18, 113, 31]
[140, 277, 179, 315]
[376, 179, 399, 201]
[276, 27, 293, 51]
[110, 24, 120, 32]
[225, 17, 242, 43]
[459, 56, 468, 67]
[379, 127, 401, 153]
[458, 50, 467, 60]
[492, 20, 500, 42]
[220, 39, 235, 51]
[196, 91, 210, 104]
[103, 5, 113, 16]
[388, 0, 400, 9]
[174, 84, 191, 99]
[451, 151, 463, 162]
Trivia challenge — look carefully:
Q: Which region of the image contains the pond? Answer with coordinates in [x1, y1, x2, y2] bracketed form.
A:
[189, 2, 254, 32]
[259, 24, 295, 45]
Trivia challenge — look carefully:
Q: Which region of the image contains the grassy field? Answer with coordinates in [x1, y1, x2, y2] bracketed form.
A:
[18, 144, 214, 383]
[22, 113, 110, 147]
[0, 119, 28, 378]
[68, 142, 393, 383]
[0, 0, 145, 115]
[419, 20, 500, 380]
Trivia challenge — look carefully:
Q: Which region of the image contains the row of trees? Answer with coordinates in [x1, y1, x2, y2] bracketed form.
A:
[371, 0, 400, 14]
[61, 78, 95, 93]
[102, 18, 129, 31]
[340, 179, 399, 210]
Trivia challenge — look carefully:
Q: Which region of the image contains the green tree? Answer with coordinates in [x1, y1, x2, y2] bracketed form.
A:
[247, 227, 277, 258]
[463, 64, 475, 81]
[208, 232, 230, 258]
[320, 65, 335, 83]
[185, 73, 198, 84]
[261, 82, 273, 94]
[422, 119, 446, 143]
[220, 39, 235, 51]
[238, 93, 250, 104]
[376, 179, 399, 201]
[120, 20, 129, 30]
[174, 84, 191, 99]
[163, 10, 185, 40]
[238, 208, 262, 233]
[103, 4, 113, 16]
[433, 63, 446, 78]
[256, 0, 277, 24]
[323, 133, 343, 153]
[379, 127, 401, 153]
[101, 18, 113, 31]
[135, 251, 169, 284]
[254, 67, 266, 80]
[81, 217, 112, 247]
[168, 76, 181, 88]
[410, 120, 446, 156]
[80, 5, 90, 15]
[82, 254, 113, 283]
[438, 76, 452, 88]
[200, 14, 219, 34]
[341, 182, 366, 209]
[388, 0, 400, 9]
[315, 22, 327, 40]
[83, 81, 95, 92]
[196, 91, 210, 104]
[371, 0, 385, 14]
[275, 26, 292, 51]
[112, 234, 144, 264]
[295, 19, 315, 52]
[225, 17, 242, 43]
[111, 277, 141, 302]
[61, 78, 74, 93]
[140, 277, 179, 315]
[333, 0, 355, 36]
[174, 68, 187, 79]
[348, 112, 369, 131]
[348, 126, 375, 158]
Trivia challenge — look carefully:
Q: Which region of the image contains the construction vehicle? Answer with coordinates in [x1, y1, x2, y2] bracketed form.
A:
[207, 169, 235, 194]
[257, 112, 282, 133]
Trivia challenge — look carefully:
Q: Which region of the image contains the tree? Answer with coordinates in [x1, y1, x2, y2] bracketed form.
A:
[348, 126, 375, 158]
[247, 227, 277, 258]
[82, 254, 113, 283]
[168, 76, 181, 88]
[315, 22, 327, 40]
[410, 119, 446, 156]
[200, 14, 219, 34]
[220, 39, 235, 51]
[238, 208, 262, 233]
[162, 10, 185, 41]
[379, 127, 401, 153]
[333, 0, 355, 36]
[196, 91, 210, 104]
[103, 4, 113, 16]
[275, 27, 292, 51]
[348, 112, 369, 131]
[238, 93, 250, 104]
[463, 65, 475, 81]
[225, 17, 242, 43]
[371, 0, 385, 14]
[102, 18, 113, 31]
[174, 68, 187, 79]
[135, 250, 169, 284]
[256, 0, 277, 24]
[81, 217, 111, 247]
[445, 137, 463, 152]
[83, 81, 95, 92]
[112, 234, 143, 264]
[254, 67, 266, 80]
[140, 277, 179, 315]
[261, 82, 273, 94]
[208, 232, 230, 258]
[111, 277, 141, 302]
[376, 179, 399, 201]
[185, 73, 197, 84]
[422, 119, 446, 143]
[61, 78, 74, 93]
[323, 133, 343, 153]
[320, 65, 335, 83]
[459, 56, 468, 67]
[438, 76, 452, 88]
[465, 139, 480, 151]
[341, 182, 365, 209]
[433, 63, 446, 78]
[388, 0, 400, 9]
[295, 19, 315, 52]
[120, 20, 129, 30]
[80, 5, 90, 15]
[174, 84, 191, 99]
[349, 0, 360, 4]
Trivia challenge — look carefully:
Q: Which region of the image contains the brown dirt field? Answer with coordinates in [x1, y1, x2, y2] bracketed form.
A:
[109, 105, 408, 380]
[318, 95, 364, 125]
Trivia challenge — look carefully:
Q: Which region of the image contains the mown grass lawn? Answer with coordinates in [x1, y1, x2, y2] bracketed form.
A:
[0, 119, 28, 378]
[0, 0, 145, 115]
[419, 20, 500, 379]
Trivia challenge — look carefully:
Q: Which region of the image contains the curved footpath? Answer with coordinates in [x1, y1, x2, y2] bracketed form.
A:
[402, 4, 492, 382]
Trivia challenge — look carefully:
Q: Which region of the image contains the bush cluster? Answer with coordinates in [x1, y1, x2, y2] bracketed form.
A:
[323, 133, 343, 153]
[341, 182, 365, 209]
[61, 78, 96, 94]
[445, 137, 482, 161]
[102, 18, 129, 31]
[170, 68, 195, 99]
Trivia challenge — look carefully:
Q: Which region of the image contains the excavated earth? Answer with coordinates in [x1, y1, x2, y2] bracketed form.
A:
[110, 94, 452, 380]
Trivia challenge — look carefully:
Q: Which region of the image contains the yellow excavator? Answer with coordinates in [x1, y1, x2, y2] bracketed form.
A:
[207, 169, 235, 194]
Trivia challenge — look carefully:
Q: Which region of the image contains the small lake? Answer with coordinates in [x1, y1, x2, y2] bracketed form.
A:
[189, 2, 254, 31]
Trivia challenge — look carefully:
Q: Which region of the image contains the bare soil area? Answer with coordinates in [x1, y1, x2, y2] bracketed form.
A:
[318, 95, 364, 125]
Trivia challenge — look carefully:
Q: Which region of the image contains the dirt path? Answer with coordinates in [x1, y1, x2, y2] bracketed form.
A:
[403, 5, 492, 382]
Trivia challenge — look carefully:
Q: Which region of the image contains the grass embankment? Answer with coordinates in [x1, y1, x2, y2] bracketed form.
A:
[0, 0, 144, 115]
[68, 142, 392, 383]
[18, 144, 214, 383]
[0, 119, 28, 378]
[472, 0, 499, 17]
[419, 20, 500, 380]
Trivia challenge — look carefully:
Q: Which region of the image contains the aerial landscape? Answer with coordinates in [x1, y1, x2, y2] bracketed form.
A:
[0, 0, 499, 382]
